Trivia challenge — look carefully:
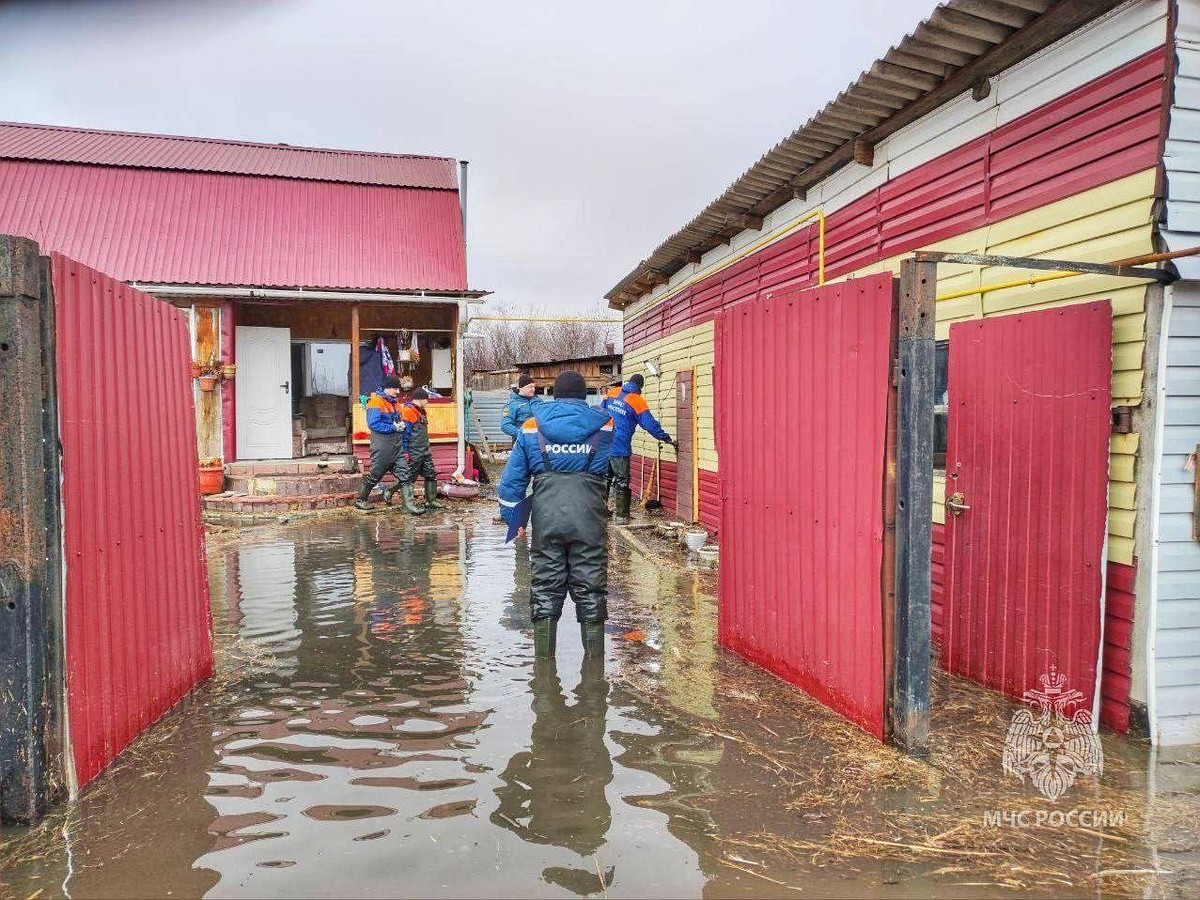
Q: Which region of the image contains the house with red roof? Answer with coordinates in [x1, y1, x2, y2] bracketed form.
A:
[0, 121, 484, 496]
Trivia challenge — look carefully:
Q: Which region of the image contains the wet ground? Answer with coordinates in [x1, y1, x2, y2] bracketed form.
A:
[3, 506, 1200, 898]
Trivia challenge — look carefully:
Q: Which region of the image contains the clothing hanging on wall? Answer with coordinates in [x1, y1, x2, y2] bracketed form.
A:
[359, 342, 384, 396]
[378, 337, 396, 377]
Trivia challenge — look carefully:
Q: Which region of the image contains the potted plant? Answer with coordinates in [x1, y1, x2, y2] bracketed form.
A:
[221, 362, 237, 380]
[198, 457, 224, 495]
[194, 353, 223, 391]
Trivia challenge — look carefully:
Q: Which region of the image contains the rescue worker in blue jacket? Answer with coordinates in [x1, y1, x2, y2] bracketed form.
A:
[498, 371, 614, 658]
[355, 375, 419, 512]
[604, 373, 673, 525]
[501, 374, 540, 440]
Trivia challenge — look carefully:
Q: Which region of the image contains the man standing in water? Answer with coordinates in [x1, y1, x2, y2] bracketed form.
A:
[396, 387, 444, 514]
[498, 371, 613, 658]
[355, 375, 412, 512]
[604, 373, 673, 525]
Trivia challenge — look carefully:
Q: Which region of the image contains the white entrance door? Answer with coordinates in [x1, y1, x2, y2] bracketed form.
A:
[236, 326, 293, 459]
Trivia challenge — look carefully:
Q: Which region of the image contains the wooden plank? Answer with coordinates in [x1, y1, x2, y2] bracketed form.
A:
[194, 306, 221, 460]
[350, 304, 361, 401]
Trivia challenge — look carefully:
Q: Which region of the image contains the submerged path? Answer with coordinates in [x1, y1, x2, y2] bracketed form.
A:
[3, 507, 1198, 898]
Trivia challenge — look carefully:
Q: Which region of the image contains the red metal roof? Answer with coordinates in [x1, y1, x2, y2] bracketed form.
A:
[0, 159, 469, 292]
[0, 122, 458, 189]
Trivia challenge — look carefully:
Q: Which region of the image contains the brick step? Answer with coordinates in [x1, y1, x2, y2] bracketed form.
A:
[226, 455, 358, 477]
[203, 491, 358, 514]
[226, 472, 363, 497]
[306, 438, 351, 455]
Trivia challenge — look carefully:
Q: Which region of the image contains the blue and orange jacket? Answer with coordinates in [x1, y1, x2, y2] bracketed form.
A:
[497, 400, 614, 529]
[399, 403, 429, 455]
[604, 382, 671, 458]
[366, 392, 402, 434]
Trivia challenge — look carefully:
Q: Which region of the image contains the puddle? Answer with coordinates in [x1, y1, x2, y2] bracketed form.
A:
[2, 509, 1198, 898]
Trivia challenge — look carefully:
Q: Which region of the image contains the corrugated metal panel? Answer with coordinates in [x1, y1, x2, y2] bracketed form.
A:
[942, 301, 1111, 707]
[1153, 284, 1200, 744]
[0, 161, 468, 292]
[624, 47, 1165, 353]
[0, 122, 458, 190]
[466, 390, 514, 447]
[1101, 560, 1135, 733]
[52, 254, 212, 787]
[607, 0, 1136, 303]
[716, 275, 895, 739]
[629, 455, 720, 533]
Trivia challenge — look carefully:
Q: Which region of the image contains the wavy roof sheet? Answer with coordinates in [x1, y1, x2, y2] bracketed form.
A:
[0, 121, 458, 189]
[605, 0, 1126, 306]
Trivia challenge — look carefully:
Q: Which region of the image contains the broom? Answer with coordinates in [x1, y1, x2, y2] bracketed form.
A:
[643, 442, 664, 512]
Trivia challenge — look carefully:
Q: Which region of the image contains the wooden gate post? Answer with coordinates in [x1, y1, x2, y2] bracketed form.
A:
[893, 258, 936, 755]
[0, 235, 64, 823]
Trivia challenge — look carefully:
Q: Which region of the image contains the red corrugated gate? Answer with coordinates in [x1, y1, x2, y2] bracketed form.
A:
[942, 302, 1112, 707]
[716, 274, 896, 738]
[52, 254, 212, 787]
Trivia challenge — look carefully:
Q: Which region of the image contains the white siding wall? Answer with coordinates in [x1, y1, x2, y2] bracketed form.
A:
[1155, 284, 1200, 745]
[1156, 1, 1200, 744]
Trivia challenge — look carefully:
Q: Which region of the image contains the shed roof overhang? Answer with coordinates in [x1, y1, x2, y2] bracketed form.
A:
[604, 0, 1128, 310]
[132, 283, 490, 304]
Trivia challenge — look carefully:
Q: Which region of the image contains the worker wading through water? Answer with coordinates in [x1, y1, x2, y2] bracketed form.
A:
[602, 373, 673, 525]
[501, 374, 540, 440]
[498, 371, 613, 658]
[356, 382, 444, 514]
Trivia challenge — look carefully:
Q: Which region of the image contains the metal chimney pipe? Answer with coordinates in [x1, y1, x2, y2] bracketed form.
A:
[458, 160, 469, 242]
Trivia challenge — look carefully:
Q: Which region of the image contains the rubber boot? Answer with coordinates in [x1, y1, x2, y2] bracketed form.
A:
[424, 479, 445, 510]
[400, 482, 425, 515]
[581, 623, 605, 658]
[533, 618, 557, 658]
[354, 482, 373, 511]
[381, 480, 399, 506]
[614, 489, 631, 525]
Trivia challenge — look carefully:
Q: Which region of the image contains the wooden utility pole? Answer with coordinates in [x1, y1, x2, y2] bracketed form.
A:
[893, 257, 936, 756]
[0, 236, 64, 823]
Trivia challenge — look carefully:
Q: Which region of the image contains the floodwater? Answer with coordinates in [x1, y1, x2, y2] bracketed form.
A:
[3, 508, 1199, 899]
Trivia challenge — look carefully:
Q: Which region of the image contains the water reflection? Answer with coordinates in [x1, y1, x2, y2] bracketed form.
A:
[3, 510, 1194, 900]
[493, 657, 614, 861]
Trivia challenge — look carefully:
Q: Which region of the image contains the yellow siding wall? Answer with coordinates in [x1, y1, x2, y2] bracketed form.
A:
[628, 169, 1156, 565]
[621, 321, 716, 470]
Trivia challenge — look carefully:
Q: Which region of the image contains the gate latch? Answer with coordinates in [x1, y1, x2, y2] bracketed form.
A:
[946, 491, 971, 516]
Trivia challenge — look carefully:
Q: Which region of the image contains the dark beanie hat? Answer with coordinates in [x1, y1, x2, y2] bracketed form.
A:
[411, 387, 429, 400]
[517, 374, 534, 388]
[553, 370, 587, 400]
[629, 373, 645, 390]
[382, 375, 402, 390]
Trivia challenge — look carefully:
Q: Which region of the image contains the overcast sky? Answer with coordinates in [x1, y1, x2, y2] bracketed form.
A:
[1, 0, 933, 314]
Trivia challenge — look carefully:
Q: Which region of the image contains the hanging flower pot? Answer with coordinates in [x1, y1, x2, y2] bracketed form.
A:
[198, 463, 225, 495]
[221, 363, 237, 379]
[198, 375, 219, 392]
[191, 361, 204, 378]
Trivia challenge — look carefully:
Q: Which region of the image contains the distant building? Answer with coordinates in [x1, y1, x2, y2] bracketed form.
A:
[518, 351, 623, 397]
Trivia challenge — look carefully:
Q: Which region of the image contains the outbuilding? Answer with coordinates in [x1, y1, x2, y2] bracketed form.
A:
[0, 122, 484, 495]
[607, 0, 1200, 745]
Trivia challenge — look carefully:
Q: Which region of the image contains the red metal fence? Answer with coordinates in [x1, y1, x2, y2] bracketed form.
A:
[716, 274, 896, 738]
[52, 254, 212, 787]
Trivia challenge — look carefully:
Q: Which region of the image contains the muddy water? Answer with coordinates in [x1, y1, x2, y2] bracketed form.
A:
[3, 509, 1198, 898]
